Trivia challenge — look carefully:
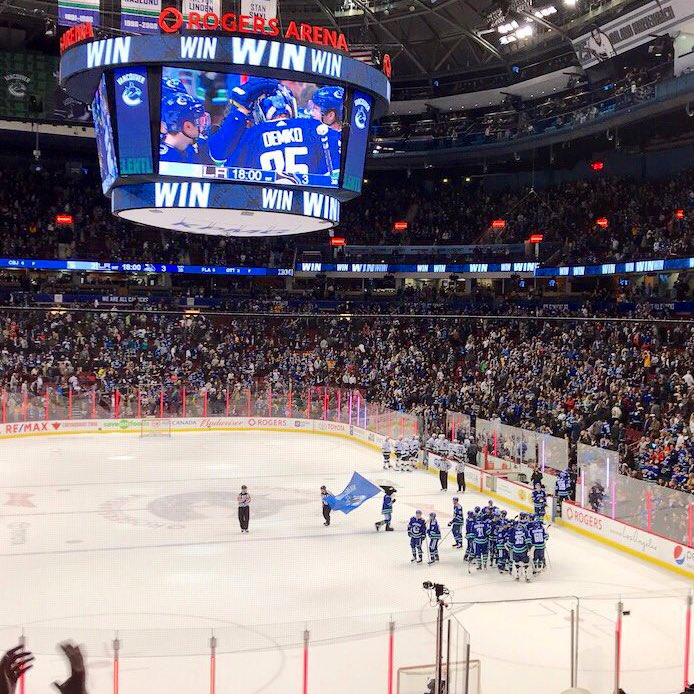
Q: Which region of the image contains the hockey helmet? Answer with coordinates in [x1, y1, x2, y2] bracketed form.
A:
[310, 86, 344, 120]
[252, 83, 297, 124]
[161, 93, 210, 137]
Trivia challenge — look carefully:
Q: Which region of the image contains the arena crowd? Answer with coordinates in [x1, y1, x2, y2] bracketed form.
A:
[0, 308, 692, 495]
[0, 165, 691, 265]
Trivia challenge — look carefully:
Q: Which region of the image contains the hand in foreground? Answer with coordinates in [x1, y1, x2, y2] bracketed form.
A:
[52, 643, 86, 694]
[0, 646, 34, 694]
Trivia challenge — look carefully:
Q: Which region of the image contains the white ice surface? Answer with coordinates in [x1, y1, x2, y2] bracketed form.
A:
[0, 431, 690, 694]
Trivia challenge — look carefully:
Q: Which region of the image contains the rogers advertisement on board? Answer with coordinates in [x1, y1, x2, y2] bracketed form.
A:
[563, 503, 694, 576]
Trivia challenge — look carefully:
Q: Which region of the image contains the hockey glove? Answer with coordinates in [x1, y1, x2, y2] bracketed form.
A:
[230, 78, 280, 114]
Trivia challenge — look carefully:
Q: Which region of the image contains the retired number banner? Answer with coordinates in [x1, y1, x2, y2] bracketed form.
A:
[182, 0, 221, 20]
[240, 0, 278, 21]
[58, 0, 100, 27]
[121, 0, 161, 34]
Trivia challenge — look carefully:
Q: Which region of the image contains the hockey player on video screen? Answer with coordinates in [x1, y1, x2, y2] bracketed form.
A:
[159, 93, 215, 164]
[159, 80, 249, 166]
[308, 86, 344, 132]
[226, 78, 341, 184]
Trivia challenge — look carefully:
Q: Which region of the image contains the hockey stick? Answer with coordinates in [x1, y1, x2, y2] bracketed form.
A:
[315, 123, 335, 178]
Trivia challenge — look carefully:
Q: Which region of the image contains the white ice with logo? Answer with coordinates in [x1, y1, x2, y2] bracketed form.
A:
[0, 430, 689, 694]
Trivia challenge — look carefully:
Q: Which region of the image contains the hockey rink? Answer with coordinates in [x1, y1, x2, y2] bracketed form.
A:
[0, 430, 690, 694]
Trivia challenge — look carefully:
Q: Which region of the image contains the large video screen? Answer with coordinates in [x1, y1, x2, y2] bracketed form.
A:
[92, 74, 118, 194]
[159, 67, 343, 188]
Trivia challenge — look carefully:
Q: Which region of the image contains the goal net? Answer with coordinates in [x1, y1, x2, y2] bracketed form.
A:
[397, 660, 481, 694]
[140, 418, 172, 437]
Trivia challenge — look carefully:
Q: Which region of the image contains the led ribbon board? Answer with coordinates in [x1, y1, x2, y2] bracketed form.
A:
[59, 35, 391, 106]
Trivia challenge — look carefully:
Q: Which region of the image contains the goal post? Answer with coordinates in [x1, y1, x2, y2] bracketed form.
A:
[139, 418, 172, 437]
[397, 659, 481, 694]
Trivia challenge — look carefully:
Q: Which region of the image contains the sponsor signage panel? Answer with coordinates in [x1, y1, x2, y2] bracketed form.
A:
[562, 502, 694, 577]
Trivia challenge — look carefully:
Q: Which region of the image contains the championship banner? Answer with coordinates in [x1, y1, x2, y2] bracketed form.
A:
[182, 0, 221, 20]
[325, 472, 382, 514]
[58, 0, 100, 27]
[121, 0, 161, 34]
[572, 0, 694, 69]
[240, 0, 277, 21]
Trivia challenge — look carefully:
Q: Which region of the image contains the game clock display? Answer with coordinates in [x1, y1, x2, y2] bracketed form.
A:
[159, 68, 344, 189]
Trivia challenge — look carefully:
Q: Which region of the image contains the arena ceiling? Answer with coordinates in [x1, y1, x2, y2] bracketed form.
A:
[1, 0, 644, 81]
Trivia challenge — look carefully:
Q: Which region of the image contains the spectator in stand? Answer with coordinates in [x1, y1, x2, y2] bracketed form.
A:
[0, 641, 86, 694]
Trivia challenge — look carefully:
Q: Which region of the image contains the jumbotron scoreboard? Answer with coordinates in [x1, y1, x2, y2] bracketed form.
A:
[59, 14, 391, 237]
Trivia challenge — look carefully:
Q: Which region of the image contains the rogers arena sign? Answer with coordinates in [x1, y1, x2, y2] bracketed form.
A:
[158, 8, 350, 52]
[60, 22, 95, 54]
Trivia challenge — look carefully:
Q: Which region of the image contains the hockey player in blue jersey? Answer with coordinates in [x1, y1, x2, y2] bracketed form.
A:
[159, 93, 215, 165]
[308, 85, 344, 132]
[408, 510, 427, 563]
[427, 512, 441, 564]
[532, 483, 547, 520]
[375, 490, 395, 532]
[472, 514, 492, 570]
[556, 469, 572, 516]
[495, 520, 511, 574]
[464, 511, 476, 562]
[488, 509, 502, 567]
[448, 497, 464, 548]
[510, 520, 532, 581]
[159, 76, 277, 166]
[529, 517, 548, 574]
[224, 79, 341, 184]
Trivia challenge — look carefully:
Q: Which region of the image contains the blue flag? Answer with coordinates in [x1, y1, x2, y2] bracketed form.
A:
[326, 472, 382, 514]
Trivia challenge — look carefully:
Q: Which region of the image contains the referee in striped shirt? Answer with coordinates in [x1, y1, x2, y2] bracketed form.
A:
[237, 485, 251, 533]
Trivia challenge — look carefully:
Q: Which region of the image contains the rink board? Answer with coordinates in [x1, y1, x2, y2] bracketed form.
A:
[559, 501, 694, 578]
[1, 416, 692, 580]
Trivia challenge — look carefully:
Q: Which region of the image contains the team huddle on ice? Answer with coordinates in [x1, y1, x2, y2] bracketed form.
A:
[402, 501, 549, 582]
[378, 434, 551, 582]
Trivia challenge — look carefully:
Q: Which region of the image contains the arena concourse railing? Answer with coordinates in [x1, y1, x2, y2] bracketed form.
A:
[373, 63, 675, 154]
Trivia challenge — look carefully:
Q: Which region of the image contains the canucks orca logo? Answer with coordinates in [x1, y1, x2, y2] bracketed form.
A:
[352, 97, 371, 131]
[116, 71, 146, 107]
[344, 494, 367, 507]
[4, 73, 30, 99]
[122, 82, 142, 107]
